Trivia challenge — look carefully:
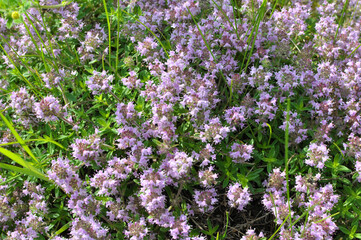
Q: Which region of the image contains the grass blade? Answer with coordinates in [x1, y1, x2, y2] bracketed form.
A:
[0, 147, 48, 181]
[0, 162, 48, 182]
[284, 98, 292, 229]
[0, 138, 65, 149]
[52, 221, 71, 238]
[334, 0, 349, 43]
[0, 112, 40, 164]
[103, 0, 112, 67]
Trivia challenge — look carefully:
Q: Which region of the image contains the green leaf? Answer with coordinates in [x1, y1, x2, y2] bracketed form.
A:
[333, 153, 342, 164]
[337, 165, 351, 173]
[152, 139, 162, 146]
[339, 226, 350, 234]
[53, 221, 71, 237]
[263, 157, 277, 163]
[355, 233, 361, 239]
[247, 168, 263, 181]
[222, 176, 229, 188]
[257, 132, 262, 142]
[6, 18, 13, 28]
[351, 224, 358, 235]
[96, 117, 109, 127]
[238, 173, 248, 186]
[65, 92, 77, 102]
[41, 136, 65, 149]
[0, 137, 65, 149]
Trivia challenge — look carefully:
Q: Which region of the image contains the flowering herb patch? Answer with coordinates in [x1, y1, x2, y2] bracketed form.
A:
[0, 0, 361, 239]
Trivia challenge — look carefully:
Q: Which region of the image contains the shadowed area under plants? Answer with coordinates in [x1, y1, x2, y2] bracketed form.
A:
[187, 188, 275, 239]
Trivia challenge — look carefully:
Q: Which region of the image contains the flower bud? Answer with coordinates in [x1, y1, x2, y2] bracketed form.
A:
[11, 11, 20, 20]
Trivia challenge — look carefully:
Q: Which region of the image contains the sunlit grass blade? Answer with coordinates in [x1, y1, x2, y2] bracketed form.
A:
[34, 5, 60, 71]
[32, 1, 71, 9]
[0, 112, 40, 164]
[268, 213, 290, 240]
[0, 138, 65, 149]
[0, 162, 49, 182]
[345, 42, 361, 59]
[21, 13, 49, 71]
[222, 211, 229, 239]
[103, 0, 112, 68]
[115, 6, 121, 79]
[0, 147, 48, 181]
[50, 221, 71, 239]
[0, 173, 21, 185]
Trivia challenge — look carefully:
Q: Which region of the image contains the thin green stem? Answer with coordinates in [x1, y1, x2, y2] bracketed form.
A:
[240, 0, 267, 72]
[58, 115, 75, 127]
[31, 1, 72, 9]
[102, 0, 112, 68]
[269, 192, 278, 230]
[115, 7, 121, 79]
[34, 5, 60, 71]
[268, 214, 290, 240]
[285, 98, 292, 229]
[270, 0, 279, 19]
[109, 90, 122, 103]
[290, 205, 315, 228]
[345, 42, 361, 59]
[300, 210, 309, 237]
[230, 0, 239, 36]
[334, 0, 349, 43]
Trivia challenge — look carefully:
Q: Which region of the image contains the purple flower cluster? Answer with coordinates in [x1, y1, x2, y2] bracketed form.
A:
[194, 188, 218, 213]
[305, 142, 330, 169]
[345, 134, 361, 181]
[122, 71, 143, 90]
[240, 229, 264, 240]
[227, 183, 251, 211]
[34, 96, 65, 122]
[41, 68, 73, 89]
[78, 23, 107, 62]
[9, 88, 37, 126]
[200, 118, 230, 144]
[230, 143, 253, 163]
[71, 132, 104, 166]
[2, 0, 361, 238]
[124, 218, 148, 240]
[90, 157, 132, 196]
[262, 168, 291, 225]
[47, 158, 83, 194]
[263, 169, 339, 239]
[4, 181, 49, 239]
[86, 70, 114, 95]
[57, 2, 83, 40]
